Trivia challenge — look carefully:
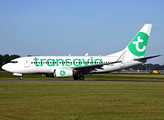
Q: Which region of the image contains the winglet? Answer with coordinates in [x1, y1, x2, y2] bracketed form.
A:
[85, 53, 88, 56]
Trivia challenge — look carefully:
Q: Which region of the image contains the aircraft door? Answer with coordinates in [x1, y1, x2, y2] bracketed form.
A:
[24, 58, 30, 68]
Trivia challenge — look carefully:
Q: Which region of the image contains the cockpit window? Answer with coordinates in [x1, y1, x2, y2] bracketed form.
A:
[9, 61, 18, 63]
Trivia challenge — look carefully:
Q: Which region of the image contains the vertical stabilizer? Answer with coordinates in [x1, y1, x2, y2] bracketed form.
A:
[125, 24, 152, 58]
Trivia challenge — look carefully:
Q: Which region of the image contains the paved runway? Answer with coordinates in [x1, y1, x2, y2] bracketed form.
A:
[0, 79, 164, 83]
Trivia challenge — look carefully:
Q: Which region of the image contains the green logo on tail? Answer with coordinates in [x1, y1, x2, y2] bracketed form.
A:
[128, 32, 149, 57]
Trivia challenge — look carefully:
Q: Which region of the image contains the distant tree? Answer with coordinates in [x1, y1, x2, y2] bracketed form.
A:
[3, 54, 10, 64]
[10, 54, 20, 60]
[130, 63, 164, 71]
[0, 54, 3, 70]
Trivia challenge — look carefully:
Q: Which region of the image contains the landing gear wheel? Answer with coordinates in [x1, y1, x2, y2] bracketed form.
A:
[73, 75, 79, 80]
[79, 75, 85, 80]
[20, 76, 23, 80]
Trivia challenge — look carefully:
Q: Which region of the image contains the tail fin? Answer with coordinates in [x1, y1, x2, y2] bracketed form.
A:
[125, 24, 152, 58]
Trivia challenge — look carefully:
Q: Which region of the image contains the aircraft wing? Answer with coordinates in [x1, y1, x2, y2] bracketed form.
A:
[72, 61, 120, 72]
[72, 50, 127, 73]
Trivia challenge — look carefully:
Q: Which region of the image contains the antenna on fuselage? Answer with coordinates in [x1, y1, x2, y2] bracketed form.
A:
[85, 53, 88, 56]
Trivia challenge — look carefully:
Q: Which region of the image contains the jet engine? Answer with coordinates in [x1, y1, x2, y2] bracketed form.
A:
[46, 68, 73, 77]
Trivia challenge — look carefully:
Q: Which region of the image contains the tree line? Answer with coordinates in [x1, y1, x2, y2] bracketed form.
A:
[0, 54, 20, 70]
[0, 54, 164, 71]
[130, 64, 164, 71]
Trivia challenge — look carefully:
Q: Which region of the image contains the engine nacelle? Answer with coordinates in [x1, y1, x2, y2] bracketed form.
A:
[46, 68, 73, 78]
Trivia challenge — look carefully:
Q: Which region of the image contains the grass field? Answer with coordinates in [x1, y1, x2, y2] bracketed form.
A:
[0, 81, 164, 119]
[1, 71, 164, 119]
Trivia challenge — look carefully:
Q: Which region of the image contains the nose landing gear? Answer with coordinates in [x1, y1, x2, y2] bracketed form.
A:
[20, 76, 23, 80]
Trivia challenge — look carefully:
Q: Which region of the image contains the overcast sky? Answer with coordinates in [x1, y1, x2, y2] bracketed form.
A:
[0, 0, 164, 64]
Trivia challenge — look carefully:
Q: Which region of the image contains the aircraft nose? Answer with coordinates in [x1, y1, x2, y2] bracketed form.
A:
[2, 64, 8, 71]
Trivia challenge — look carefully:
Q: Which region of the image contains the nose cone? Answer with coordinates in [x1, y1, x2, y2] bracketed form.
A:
[2, 64, 8, 71]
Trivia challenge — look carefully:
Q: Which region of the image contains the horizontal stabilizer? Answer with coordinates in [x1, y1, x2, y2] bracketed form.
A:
[134, 55, 161, 61]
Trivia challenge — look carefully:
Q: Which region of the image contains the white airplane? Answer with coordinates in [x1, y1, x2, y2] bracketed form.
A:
[2, 24, 161, 80]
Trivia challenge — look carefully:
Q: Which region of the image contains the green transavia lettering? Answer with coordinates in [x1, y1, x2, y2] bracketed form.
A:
[33, 57, 103, 67]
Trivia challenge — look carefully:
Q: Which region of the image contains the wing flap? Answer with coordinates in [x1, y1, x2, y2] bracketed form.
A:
[73, 62, 113, 71]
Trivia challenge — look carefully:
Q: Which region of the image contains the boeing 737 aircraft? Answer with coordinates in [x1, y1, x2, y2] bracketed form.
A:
[2, 24, 161, 80]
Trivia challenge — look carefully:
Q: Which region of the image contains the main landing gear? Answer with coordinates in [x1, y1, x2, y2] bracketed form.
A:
[73, 75, 85, 80]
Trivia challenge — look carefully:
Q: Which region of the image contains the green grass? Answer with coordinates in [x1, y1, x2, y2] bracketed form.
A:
[0, 82, 164, 119]
[85, 74, 164, 81]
